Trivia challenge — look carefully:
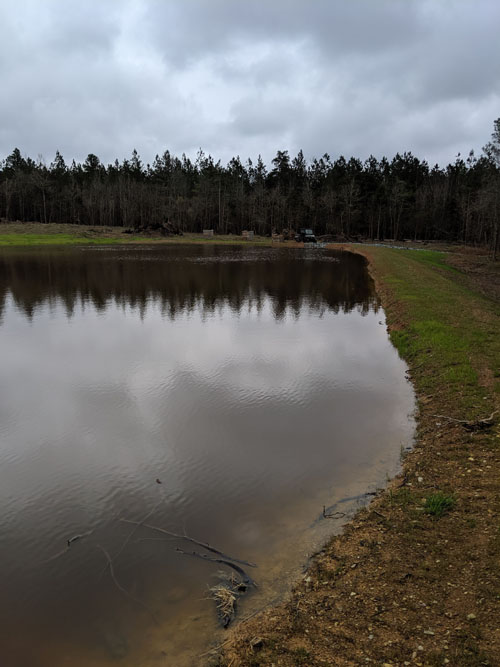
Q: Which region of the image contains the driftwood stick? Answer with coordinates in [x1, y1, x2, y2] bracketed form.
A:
[101, 498, 163, 578]
[134, 537, 178, 542]
[322, 505, 346, 519]
[97, 545, 159, 625]
[67, 528, 94, 547]
[433, 414, 471, 423]
[43, 546, 70, 563]
[175, 547, 257, 587]
[120, 519, 257, 568]
[433, 410, 497, 426]
[115, 498, 164, 562]
[43, 528, 94, 563]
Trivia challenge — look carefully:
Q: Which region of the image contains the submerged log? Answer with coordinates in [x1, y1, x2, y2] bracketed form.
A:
[120, 518, 257, 568]
[97, 545, 159, 625]
[120, 517, 258, 628]
[175, 547, 257, 588]
[175, 547, 257, 628]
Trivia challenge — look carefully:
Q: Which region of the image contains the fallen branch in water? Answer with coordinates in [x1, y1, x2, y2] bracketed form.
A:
[120, 518, 257, 568]
[97, 545, 159, 625]
[43, 546, 70, 563]
[433, 410, 497, 431]
[67, 529, 94, 547]
[134, 537, 178, 542]
[321, 491, 377, 521]
[101, 498, 163, 578]
[43, 528, 94, 562]
[175, 547, 257, 587]
[322, 506, 346, 519]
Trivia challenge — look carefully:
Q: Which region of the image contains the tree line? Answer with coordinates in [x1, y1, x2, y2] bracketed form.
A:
[1, 119, 499, 252]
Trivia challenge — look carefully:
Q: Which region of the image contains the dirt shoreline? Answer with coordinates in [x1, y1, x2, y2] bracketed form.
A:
[216, 246, 500, 666]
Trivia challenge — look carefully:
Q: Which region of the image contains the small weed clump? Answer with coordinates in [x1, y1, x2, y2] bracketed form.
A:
[424, 492, 455, 518]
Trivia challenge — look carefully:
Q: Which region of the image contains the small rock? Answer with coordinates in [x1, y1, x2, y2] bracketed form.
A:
[467, 613, 476, 620]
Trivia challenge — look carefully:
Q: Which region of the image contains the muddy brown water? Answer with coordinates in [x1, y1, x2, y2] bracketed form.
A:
[0, 245, 414, 666]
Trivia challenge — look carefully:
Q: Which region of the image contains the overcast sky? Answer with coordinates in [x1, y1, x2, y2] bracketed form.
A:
[1, 0, 499, 168]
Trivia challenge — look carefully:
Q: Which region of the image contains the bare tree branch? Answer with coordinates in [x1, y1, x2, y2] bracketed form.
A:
[120, 518, 257, 568]
[97, 545, 159, 625]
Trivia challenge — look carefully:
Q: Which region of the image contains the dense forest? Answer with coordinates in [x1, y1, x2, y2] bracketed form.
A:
[1, 119, 499, 251]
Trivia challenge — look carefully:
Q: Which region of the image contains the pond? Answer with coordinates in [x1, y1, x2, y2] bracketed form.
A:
[0, 244, 414, 666]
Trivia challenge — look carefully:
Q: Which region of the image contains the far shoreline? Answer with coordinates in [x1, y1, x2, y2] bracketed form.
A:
[0, 221, 470, 252]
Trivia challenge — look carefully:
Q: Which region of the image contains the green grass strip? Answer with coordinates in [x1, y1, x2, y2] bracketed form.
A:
[0, 233, 143, 246]
[366, 248, 500, 414]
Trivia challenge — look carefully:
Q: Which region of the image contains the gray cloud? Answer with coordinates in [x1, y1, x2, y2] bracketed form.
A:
[0, 0, 498, 167]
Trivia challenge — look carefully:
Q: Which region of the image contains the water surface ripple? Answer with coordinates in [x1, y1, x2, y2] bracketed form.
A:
[0, 245, 414, 666]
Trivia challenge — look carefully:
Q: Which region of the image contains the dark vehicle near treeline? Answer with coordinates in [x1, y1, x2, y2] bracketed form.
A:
[295, 228, 317, 243]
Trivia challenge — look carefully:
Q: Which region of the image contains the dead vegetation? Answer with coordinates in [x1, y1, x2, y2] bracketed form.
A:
[210, 585, 238, 629]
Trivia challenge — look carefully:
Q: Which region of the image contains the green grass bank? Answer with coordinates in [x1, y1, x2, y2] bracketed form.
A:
[0, 223, 272, 247]
[364, 247, 499, 411]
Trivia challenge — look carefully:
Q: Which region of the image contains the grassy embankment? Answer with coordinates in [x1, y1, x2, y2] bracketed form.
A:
[0, 223, 272, 247]
[219, 247, 500, 666]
